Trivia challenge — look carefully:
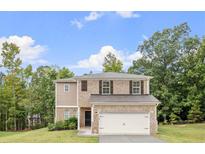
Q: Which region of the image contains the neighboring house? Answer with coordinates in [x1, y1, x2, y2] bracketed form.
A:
[54, 72, 160, 135]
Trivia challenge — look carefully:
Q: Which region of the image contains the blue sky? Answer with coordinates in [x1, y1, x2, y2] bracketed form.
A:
[0, 11, 204, 75]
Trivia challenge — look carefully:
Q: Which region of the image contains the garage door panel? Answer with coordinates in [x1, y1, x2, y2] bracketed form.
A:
[99, 113, 150, 135]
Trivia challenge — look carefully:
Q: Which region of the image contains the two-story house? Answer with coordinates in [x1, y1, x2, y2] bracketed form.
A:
[54, 72, 160, 135]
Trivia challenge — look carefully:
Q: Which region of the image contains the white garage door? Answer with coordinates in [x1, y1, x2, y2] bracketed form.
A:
[99, 113, 150, 135]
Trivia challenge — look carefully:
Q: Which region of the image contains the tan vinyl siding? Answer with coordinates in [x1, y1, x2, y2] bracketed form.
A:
[78, 79, 150, 107]
[78, 80, 99, 107]
[56, 83, 77, 106]
[56, 107, 78, 121]
[113, 80, 130, 94]
[113, 80, 148, 95]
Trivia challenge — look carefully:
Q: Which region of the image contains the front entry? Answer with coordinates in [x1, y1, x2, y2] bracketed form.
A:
[85, 111, 91, 126]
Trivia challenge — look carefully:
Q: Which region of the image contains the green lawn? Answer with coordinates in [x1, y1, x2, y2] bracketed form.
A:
[157, 123, 205, 143]
[0, 123, 204, 143]
[0, 128, 98, 143]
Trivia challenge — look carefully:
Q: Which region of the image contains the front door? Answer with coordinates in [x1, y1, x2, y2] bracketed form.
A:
[85, 111, 91, 127]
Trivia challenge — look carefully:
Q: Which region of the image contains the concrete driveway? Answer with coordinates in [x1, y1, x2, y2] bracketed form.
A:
[99, 135, 164, 143]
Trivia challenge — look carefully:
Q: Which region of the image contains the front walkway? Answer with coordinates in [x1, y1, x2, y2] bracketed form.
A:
[78, 127, 98, 136]
[99, 135, 164, 143]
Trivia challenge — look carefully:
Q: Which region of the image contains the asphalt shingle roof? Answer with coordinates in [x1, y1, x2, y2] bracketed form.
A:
[54, 72, 153, 82]
[89, 94, 160, 105]
[75, 72, 152, 80]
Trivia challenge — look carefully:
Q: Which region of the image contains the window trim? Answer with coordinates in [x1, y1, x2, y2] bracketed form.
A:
[64, 111, 70, 120]
[64, 84, 70, 92]
[132, 80, 141, 95]
[102, 80, 111, 95]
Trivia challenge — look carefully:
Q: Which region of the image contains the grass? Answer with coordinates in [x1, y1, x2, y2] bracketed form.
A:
[157, 123, 205, 143]
[0, 128, 98, 143]
[1, 123, 205, 143]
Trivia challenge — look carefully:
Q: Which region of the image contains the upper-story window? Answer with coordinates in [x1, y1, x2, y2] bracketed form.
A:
[102, 80, 110, 95]
[81, 80, 87, 91]
[132, 81, 141, 95]
[64, 84, 70, 92]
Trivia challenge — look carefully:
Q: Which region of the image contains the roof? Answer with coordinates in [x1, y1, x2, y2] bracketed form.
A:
[53, 78, 76, 83]
[54, 72, 153, 83]
[89, 94, 160, 105]
[75, 72, 153, 80]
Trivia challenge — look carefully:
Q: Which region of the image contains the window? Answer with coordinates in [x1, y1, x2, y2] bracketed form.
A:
[132, 81, 141, 94]
[64, 84, 69, 92]
[81, 80, 87, 91]
[64, 111, 70, 120]
[102, 80, 110, 95]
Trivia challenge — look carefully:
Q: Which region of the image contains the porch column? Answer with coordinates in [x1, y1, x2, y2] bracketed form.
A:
[77, 107, 80, 130]
[91, 105, 94, 123]
[147, 79, 150, 94]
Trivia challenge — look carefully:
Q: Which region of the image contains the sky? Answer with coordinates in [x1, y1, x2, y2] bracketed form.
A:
[0, 11, 205, 75]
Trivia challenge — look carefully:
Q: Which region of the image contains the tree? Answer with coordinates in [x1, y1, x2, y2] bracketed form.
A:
[0, 42, 75, 131]
[57, 67, 74, 79]
[103, 52, 123, 72]
[188, 101, 203, 123]
[1, 42, 22, 131]
[128, 23, 204, 123]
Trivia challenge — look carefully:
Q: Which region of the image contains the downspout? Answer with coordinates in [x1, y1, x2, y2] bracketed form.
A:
[77, 80, 80, 130]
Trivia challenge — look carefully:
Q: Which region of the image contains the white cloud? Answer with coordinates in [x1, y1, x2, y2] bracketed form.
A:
[0, 35, 47, 65]
[115, 11, 140, 18]
[70, 19, 83, 29]
[84, 12, 104, 21]
[70, 12, 140, 29]
[70, 45, 142, 70]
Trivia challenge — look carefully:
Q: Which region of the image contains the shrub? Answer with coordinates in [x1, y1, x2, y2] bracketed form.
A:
[64, 120, 70, 129]
[31, 123, 44, 130]
[69, 122, 77, 130]
[55, 121, 65, 130]
[47, 117, 78, 131]
[67, 117, 77, 124]
[48, 123, 55, 131]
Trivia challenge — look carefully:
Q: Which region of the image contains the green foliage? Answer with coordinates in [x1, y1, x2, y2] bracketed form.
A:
[48, 117, 78, 131]
[67, 117, 77, 129]
[1, 42, 22, 72]
[0, 42, 75, 131]
[67, 116, 77, 124]
[103, 52, 123, 72]
[57, 67, 74, 79]
[30, 123, 44, 130]
[170, 113, 181, 124]
[69, 122, 77, 130]
[188, 101, 203, 123]
[54, 121, 65, 130]
[48, 123, 56, 131]
[129, 23, 205, 123]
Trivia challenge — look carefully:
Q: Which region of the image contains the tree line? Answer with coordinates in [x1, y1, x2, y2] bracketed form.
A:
[0, 22, 204, 131]
[0, 42, 74, 131]
[104, 23, 205, 123]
